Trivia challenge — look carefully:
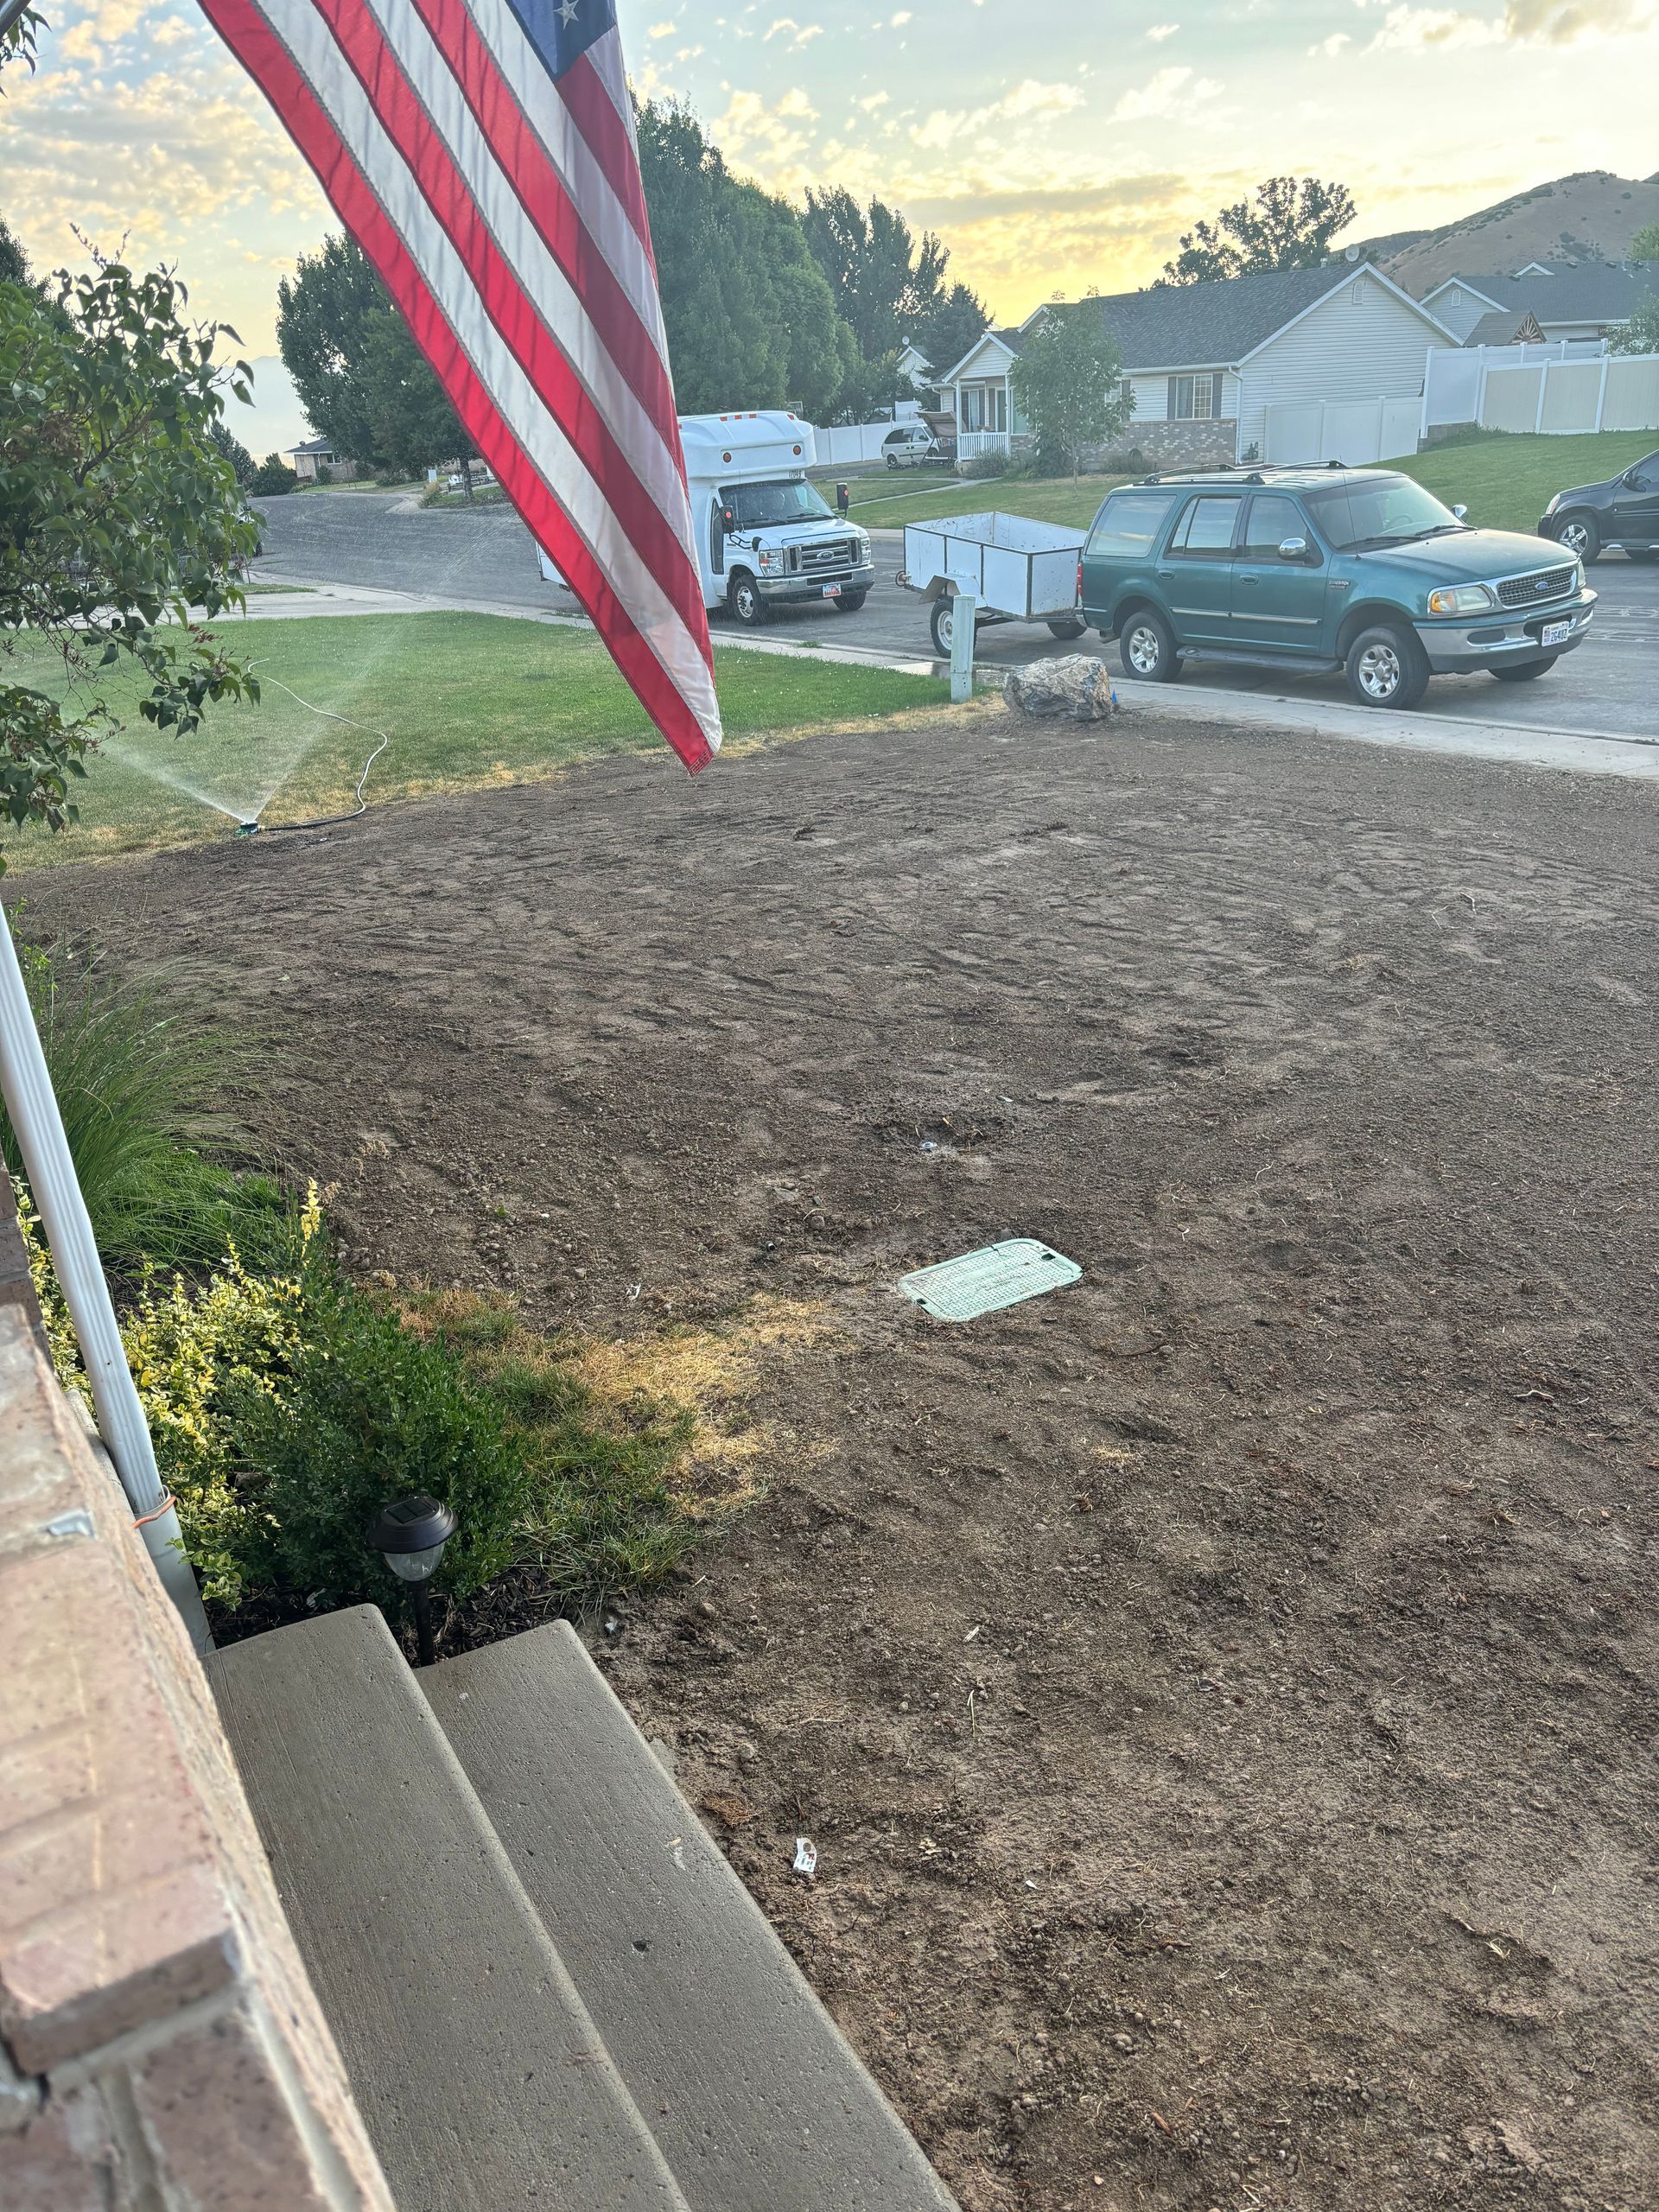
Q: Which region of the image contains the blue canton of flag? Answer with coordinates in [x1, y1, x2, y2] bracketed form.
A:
[504, 0, 617, 79]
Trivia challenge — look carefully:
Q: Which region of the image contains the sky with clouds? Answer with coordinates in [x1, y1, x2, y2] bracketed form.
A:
[2, 0, 1655, 447]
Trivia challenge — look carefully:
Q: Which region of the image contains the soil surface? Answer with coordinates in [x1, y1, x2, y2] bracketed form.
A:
[32, 705, 1658, 2212]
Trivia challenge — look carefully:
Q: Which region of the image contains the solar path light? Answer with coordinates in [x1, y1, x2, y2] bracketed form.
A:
[368, 1495, 456, 1667]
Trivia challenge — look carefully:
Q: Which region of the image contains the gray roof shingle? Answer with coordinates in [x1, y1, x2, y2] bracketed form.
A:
[1440, 261, 1658, 330]
[952, 264, 1429, 378]
[1079, 264, 1370, 369]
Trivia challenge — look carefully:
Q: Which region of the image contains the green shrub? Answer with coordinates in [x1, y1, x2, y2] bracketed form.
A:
[118, 1189, 326, 1604]
[248, 454, 300, 497]
[235, 1279, 531, 1607]
[2, 936, 273, 1270]
[963, 451, 1011, 480]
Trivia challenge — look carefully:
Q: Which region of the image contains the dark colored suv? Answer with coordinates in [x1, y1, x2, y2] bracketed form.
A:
[1539, 448, 1659, 563]
[1081, 467, 1597, 710]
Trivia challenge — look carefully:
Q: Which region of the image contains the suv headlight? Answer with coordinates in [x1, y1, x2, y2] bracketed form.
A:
[1427, 583, 1497, 616]
[1543, 493, 1561, 517]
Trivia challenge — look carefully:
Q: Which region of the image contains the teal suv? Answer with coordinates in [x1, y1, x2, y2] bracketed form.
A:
[1081, 467, 1597, 710]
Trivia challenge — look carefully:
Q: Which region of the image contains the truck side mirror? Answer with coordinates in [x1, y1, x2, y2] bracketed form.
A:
[1278, 537, 1310, 562]
[721, 505, 734, 533]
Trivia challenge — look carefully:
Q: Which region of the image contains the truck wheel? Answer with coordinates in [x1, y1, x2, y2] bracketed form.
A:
[1554, 513, 1600, 564]
[1046, 617, 1088, 640]
[1344, 623, 1428, 710]
[1490, 656, 1558, 682]
[1118, 607, 1178, 683]
[728, 571, 767, 626]
[832, 591, 868, 613]
[930, 596, 968, 656]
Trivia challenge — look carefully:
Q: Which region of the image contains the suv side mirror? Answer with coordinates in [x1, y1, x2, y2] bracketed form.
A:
[1278, 537, 1311, 562]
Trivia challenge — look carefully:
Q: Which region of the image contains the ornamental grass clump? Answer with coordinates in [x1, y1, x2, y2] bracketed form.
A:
[2, 936, 277, 1272]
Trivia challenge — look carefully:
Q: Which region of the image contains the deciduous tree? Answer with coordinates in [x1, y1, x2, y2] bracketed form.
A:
[0, 260, 258, 868]
[1609, 293, 1659, 356]
[636, 101, 854, 419]
[1160, 176, 1357, 286]
[1008, 306, 1132, 480]
[277, 234, 466, 476]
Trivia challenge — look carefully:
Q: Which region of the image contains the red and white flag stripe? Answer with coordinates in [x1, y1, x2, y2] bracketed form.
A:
[200, 0, 721, 770]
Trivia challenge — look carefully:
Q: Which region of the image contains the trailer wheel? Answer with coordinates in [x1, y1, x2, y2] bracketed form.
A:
[1046, 617, 1088, 640]
[930, 596, 969, 657]
[728, 571, 767, 626]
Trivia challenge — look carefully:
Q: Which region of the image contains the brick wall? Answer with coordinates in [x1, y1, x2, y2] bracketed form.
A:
[0, 1306, 393, 2212]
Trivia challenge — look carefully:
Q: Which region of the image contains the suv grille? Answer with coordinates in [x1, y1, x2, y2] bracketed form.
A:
[1496, 565, 1573, 608]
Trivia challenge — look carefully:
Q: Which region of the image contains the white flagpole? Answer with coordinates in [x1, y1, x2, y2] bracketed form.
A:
[0, 911, 213, 1653]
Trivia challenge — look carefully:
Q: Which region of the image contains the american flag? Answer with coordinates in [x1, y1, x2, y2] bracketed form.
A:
[201, 0, 721, 771]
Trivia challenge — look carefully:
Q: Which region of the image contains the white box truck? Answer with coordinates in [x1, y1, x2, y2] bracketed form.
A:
[537, 410, 875, 626]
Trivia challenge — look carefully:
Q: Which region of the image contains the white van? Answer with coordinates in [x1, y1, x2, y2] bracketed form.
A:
[879, 422, 940, 470]
[536, 411, 874, 627]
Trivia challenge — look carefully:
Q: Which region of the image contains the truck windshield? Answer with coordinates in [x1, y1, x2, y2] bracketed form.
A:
[1304, 476, 1465, 552]
[724, 478, 833, 531]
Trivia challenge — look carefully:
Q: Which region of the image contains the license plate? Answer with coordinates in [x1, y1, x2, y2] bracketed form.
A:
[1541, 619, 1570, 646]
[821, 583, 842, 599]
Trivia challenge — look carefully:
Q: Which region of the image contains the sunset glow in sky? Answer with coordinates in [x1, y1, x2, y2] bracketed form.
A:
[3, 0, 1656, 436]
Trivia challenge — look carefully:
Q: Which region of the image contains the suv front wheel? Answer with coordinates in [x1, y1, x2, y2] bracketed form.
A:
[1119, 607, 1179, 684]
[1344, 623, 1428, 712]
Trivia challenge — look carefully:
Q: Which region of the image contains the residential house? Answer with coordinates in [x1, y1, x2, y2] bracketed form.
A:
[286, 434, 359, 483]
[937, 263, 1456, 471]
[895, 341, 934, 392]
[1418, 262, 1659, 347]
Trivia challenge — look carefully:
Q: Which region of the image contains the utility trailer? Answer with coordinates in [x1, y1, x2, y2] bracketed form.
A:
[899, 510, 1090, 657]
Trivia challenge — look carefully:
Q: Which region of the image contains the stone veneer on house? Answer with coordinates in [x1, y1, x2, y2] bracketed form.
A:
[0, 1257, 394, 2212]
[1095, 418, 1240, 472]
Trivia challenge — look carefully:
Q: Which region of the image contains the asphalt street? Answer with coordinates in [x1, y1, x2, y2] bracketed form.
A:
[255, 486, 1658, 742]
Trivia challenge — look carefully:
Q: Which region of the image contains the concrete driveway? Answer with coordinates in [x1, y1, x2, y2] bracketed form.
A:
[254, 486, 1657, 744]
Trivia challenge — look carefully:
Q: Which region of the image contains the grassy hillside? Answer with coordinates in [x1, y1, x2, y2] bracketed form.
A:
[1374, 169, 1659, 293]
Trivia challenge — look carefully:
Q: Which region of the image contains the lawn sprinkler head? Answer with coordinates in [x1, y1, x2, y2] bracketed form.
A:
[234, 818, 261, 838]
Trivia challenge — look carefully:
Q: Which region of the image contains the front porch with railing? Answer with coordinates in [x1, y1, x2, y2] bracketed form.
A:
[956, 428, 1013, 461]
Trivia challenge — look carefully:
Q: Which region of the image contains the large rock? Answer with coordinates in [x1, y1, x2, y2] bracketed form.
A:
[1004, 654, 1119, 721]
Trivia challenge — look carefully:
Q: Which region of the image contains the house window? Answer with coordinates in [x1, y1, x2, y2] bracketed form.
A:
[1167, 372, 1224, 422]
[961, 384, 1007, 434]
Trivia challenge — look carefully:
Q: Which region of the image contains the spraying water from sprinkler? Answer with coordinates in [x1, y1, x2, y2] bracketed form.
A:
[231, 672, 390, 838]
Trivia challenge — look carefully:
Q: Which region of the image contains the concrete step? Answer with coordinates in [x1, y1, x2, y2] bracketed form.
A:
[207, 1605, 691, 2212]
[426, 1622, 959, 2212]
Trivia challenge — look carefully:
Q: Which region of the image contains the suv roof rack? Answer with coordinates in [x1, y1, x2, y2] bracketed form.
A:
[1137, 460, 1354, 486]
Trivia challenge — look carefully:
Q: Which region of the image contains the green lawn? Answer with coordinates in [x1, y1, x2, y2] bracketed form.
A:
[1390, 429, 1656, 537]
[5, 611, 942, 871]
[846, 474, 1126, 531]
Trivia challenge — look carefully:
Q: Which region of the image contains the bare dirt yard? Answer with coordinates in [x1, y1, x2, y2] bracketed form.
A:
[37, 703, 1657, 2212]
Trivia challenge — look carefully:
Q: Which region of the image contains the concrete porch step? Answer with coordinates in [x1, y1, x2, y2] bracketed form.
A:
[427, 1622, 958, 2212]
[207, 1605, 691, 2212]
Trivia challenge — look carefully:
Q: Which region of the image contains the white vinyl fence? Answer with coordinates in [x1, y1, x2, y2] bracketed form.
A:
[1263, 394, 1421, 467]
[1423, 344, 1659, 436]
[808, 403, 921, 467]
